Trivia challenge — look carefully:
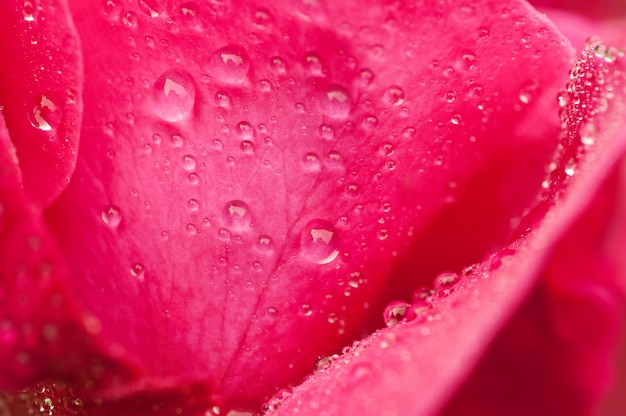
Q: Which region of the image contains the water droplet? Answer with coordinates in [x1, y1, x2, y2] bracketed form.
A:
[160, 231, 170, 241]
[170, 133, 184, 147]
[318, 123, 335, 140]
[299, 303, 313, 317]
[101, 205, 122, 227]
[383, 301, 410, 326]
[319, 84, 352, 119]
[253, 7, 272, 26]
[270, 56, 287, 74]
[450, 114, 461, 125]
[377, 228, 389, 240]
[137, 0, 167, 18]
[518, 78, 540, 105]
[223, 200, 252, 230]
[187, 198, 199, 211]
[130, 262, 145, 279]
[186, 223, 198, 234]
[383, 85, 404, 106]
[379, 142, 394, 156]
[181, 154, 196, 171]
[445, 90, 457, 103]
[122, 10, 137, 27]
[208, 45, 250, 84]
[298, 153, 319, 171]
[240, 140, 254, 154]
[434, 271, 460, 297]
[22, 0, 38, 22]
[257, 235, 274, 252]
[304, 52, 324, 76]
[28, 94, 62, 131]
[188, 172, 200, 184]
[300, 219, 340, 264]
[153, 69, 196, 122]
[457, 50, 477, 70]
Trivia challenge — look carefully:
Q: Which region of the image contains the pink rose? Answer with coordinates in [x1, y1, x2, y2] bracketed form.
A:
[0, 0, 625, 415]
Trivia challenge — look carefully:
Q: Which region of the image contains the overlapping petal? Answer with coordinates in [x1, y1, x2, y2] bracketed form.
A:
[0, 0, 83, 207]
[269, 41, 626, 416]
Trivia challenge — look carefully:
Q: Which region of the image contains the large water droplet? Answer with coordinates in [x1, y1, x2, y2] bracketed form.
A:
[181, 154, 197, 170]
[434, 271, 460, 297]
[383, 301, 411, 326]
[319, 84, 352, 119]
[223, 200, 252, 230]
[153, 69, 196, 122]
[101, 205, 122, 227]
[28, 94, 62, 131]
[208, 45, 250, 84]
[300, 219, 340, 264]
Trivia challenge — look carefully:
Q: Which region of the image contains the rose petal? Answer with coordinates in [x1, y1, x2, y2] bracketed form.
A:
[0, 111, 137, 391]
[268, 39, 626, 416]
[0, 0, 83, 208]
[42, 0, 575, 410]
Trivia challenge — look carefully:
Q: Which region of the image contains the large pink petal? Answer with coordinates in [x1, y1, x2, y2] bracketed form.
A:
[269, 40, 626, 416]
[40, 0, 576, 411]
[0, 0, 83, 208]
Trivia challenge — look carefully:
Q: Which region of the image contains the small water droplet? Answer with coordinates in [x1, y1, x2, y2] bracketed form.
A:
[457, 50, 477, 70]
[300, 219, 340, 264]
[187, 198, 199, 211]
[450, 114, 461, 125]
[22, 0, 38, 22]
[319, 123, 335, 140]
[223, 200, 252, 230]
[28, 94, 62, 131]
[130, 262, 145, 279]
[304, 52, 324, 76]
[256, 235, 274, 252]
[518, 78, 540, 105]
[160, 231, 170, 241]
[379, 142, 394, 156]
[137, 0, 167, 18]
[170, 133, 184, 147]
[302, 152, 321, 171]
[181, 154, 196, 170]
[319, 84, 352, 119]
[208, 45, 250, 84]
[434, 271, 460, 297]
[299, 303, 313, 317]
[377, 228, 389, 240]
[445, 90, 457, 103]
[383, 301, 410, 326]
[383, 85, 404, 106]
[153, 69, 196, 122]
[188, 172, 200, 184]
[122, 10, 137, 27]
[101, 205, 122, 227]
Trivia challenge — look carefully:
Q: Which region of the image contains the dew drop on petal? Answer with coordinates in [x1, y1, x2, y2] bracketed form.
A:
[383, 85, 405, 106]
[302, 152, 321, 171]
[434, 271, 460, 297]
[223, 200, 252, 230]
[28, 94, 62, 131]
[300, 219, 340, 264]
[383, 301, 411, 326]
[257, 235, 274, 252]
[208, 45, 250, 84]
[181, 154, 196, 170]
[153, 69, 196, 122]
[137, 0, 167, 18]
[130, 262, 145, 279]
[319, 84, 352, 119]
[101, 204, 122, 227]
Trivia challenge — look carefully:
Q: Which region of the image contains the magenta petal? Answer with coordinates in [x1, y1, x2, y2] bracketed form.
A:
[268, 42, 626, 416]
[0, 0, 83, 208]
[0, 112, 137, 390]
[41, 0, 580, 410]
